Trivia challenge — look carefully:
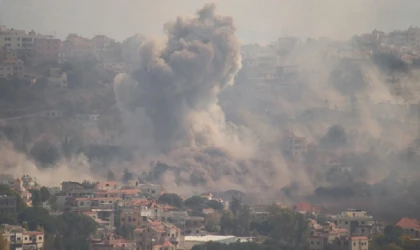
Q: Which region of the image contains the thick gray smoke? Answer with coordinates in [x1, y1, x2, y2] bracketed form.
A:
[113, 4, 293, 195]
[114, 4, 244, 152]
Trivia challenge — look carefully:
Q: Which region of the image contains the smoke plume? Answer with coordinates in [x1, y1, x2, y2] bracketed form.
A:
[115, 4, 246, 152]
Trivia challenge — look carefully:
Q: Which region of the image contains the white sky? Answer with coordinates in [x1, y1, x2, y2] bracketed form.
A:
[1, 0, 419, 43]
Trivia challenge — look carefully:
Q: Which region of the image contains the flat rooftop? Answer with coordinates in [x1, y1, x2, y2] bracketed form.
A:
[185, 235, 236, 242]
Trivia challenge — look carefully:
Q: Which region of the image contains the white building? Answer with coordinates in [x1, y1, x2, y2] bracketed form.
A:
[331, 209, 374, 237]
[184, 235, 236, 250]
[47, 68, 67, 88]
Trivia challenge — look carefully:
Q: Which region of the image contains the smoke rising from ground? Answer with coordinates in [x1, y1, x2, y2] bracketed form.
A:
[0, 141, 94, 187]
[114, 4, 248, 152]
[114, 3, 420, 198]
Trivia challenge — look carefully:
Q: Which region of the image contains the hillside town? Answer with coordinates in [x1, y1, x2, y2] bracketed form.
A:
[0, 174, 419, 250]
[2, 3, 420, 250]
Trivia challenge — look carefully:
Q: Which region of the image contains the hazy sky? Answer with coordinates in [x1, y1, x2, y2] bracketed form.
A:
[1, 0, 420, 43]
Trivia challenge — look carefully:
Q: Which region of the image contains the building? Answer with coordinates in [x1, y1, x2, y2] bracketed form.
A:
[0, 51, 24, 78]
[1, 224, 44, 250]
[33, 37, 61, 63]
[293, 202, 320, 214]
[95, 181, 117, 191]
[185, 216, 205, 235]
[65, 197, 121, 210]
[61, 181, 84, 192]
[200, 193, 213, 200]
[331, 209, 374, 237]
[184, 235, 236, 250]
[133, 220, 183, 250]
[331, 236, 369, 250]
[308, 220, 352, 250]
[396, 217, 420, 238]
[82, 210, 115, 232]
[138, 184, 162, 200]
[282, 130, 307, 156]
[9, 178, 32, 206]
[90, 234, 136, 250]
[0, 195, 16, 215]
[91, 35, 110, 54]
[47, 68, 67, 88]
[0, 28, 38, 50]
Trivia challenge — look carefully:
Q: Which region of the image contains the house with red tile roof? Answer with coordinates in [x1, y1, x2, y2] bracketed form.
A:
[134, 220, 182, 250]
[396, 217, 420, 238]
[293, 202, 320, 214]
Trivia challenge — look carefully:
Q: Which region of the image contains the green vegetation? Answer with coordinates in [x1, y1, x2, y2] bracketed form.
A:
[0, 185, 27, 213]
[159, 193, 184, 209]
[12, 206, 97, 250]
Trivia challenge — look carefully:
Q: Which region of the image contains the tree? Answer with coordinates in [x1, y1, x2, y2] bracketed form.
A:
[53, 234, 64, 250]
[29, 189, 42, 207]
[40, 187, 51, 202]
[184, 196, 206, 209]
[220, 210, 235, 235]
[58, 212, 98, 250]
[235, 205, 252, 236]
[0, 213, 17, 225]
[159, 193, 184, 209]
[382, 243, 403, 250]
[206, 200, 224, 211]
[122, 168, 134, 183]
[0, 231, 9, 250]
[266, 205, 308, 246]
[205, 213, 221, 233]
[107, 170, 116, 181]
[229, 195, 242, 216]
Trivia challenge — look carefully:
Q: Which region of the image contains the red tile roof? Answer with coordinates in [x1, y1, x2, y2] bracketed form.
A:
[293, 202, 319, 213]
[396, 217, 420, 229]
[162, 240, 173, 247]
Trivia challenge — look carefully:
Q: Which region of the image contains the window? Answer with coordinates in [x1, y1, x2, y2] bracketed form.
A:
[39, 236, 42, 240]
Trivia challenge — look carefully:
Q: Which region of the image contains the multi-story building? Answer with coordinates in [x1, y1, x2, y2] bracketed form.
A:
[61, 181, 84, 192]
[138, 184, 162, 200]
[331, 209, 374, 237]
[1, 224, 44, 250]
[90, 234, 136, 250]
[62, 34, 96, 58]
[134, 220, 182, 250]
[91, 35, 110, 54]
[331, 236, 369, 250]
[308, 220, 349, 250]
[65, 197, 121, 211]
[0, 50, 24, 78]
[33, 37, 61, 63]
[82, 210, 115, 232]
[185, 216, 205, 235]
[0, 195, 16, 215]
[282, 130, 307, 156]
